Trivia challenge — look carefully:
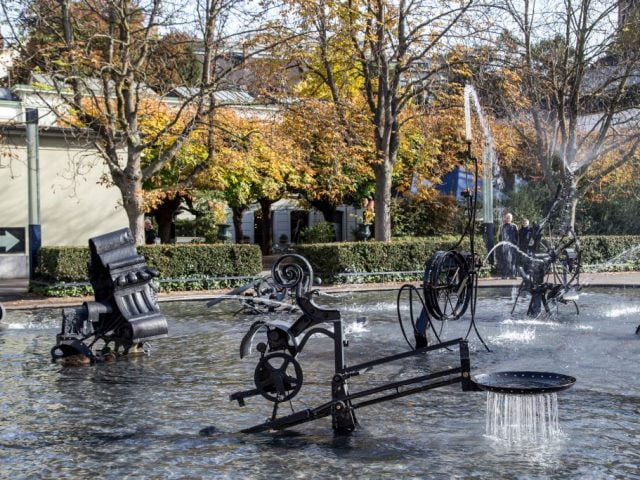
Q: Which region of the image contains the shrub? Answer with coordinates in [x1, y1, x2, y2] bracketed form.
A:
[505, 183, 552, 226]
[299, 222, 336, 244]
[294, 234, 640, 283]
[579, 235, 640, 265]
[34, 243, 263, 295]
[391, 196, 466, 237]
[294, 236, 486, 282]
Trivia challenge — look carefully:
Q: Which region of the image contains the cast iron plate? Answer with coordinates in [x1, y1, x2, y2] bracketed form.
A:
[473, 371, 576, 395]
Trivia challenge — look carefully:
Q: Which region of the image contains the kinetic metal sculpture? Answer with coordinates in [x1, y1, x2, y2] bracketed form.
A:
[207, 256, 317, 315]
[511, 179, 582, 317]
[220, 87, 577, 435]
[403, 143, 488, 351]
[51, 228, 168, 362]
[228, 254, 479, 434]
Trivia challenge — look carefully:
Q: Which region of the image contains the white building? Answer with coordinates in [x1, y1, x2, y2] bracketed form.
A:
[0, 80, 365, 278]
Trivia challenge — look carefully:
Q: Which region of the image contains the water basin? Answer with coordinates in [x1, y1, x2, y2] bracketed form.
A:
[0, 287, 639, 478]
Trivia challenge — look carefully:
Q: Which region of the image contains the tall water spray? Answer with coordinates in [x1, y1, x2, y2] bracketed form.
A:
[464, 85, 504, 257]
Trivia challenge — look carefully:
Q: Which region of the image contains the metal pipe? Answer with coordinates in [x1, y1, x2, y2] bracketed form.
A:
[26, 108, 41, 278]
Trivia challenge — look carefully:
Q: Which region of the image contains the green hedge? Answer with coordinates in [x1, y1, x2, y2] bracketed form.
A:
[579, 236, 640, 265]
[294, 235, 640, 283]
[34, 243, 263, 296]
[31, 235, 640, 294]
[294, 236, 487, 283]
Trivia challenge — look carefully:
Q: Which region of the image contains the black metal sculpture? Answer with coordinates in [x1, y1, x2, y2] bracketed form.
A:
[511, 180, 581, 317]
[474, 371, 576, 394]
[402, 143, 488, 351]
[51, 228, 168, 362]
[226, 254, 479, 434]
[207, 255, 317, 315]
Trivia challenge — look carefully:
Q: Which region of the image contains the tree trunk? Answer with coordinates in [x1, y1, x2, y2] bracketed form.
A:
[152, 195, 182, 244]
[259, 198, 274, 255]
[373, 161, 393, 242]
[119, 175, 145, 244]
[157, 220, 172, 244]
[232, 206, 246, 244]
[310, 199, 337, 222]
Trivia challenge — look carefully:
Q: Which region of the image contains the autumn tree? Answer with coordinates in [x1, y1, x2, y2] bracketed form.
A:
[493, 0, 640, 230]
[270, 0, 474, 241]
[2, 0, 282, 243]
[193, 110, 304, 253]
[280, 98, 375, 221]
[146, 32, 202, 94]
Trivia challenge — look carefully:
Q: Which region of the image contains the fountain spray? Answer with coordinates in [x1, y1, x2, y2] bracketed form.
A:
[464, 85, 496, 264]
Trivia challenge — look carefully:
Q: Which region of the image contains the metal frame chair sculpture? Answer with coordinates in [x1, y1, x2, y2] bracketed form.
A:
[511, 178, 581, 317]
[51, 228, 168, 362]
[227, 254, 479, 434]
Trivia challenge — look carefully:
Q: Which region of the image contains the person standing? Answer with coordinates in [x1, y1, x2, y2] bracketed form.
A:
[518, 219, 534, 256]
[144, 218, 158, 245]
[499, 213, 518, 278]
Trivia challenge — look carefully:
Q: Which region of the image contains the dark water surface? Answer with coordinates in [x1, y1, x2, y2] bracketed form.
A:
[1, 288, 639, 479]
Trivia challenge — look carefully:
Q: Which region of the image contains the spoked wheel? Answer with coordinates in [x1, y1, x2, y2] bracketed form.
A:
[539, 233, 581, 311]
[423, 251, 473, 322]
[254, 352, 303, 403]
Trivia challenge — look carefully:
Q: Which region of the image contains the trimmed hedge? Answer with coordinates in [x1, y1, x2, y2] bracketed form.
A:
[579, 235, 640, 265]
[31, 235, 640, 294]
[34, 243, 263, 295]
[294, 236, 487, 283]
[294, 235, 640, 283]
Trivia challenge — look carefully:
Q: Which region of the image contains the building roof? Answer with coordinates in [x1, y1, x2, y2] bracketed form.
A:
[29, 73, 157, 97]
[166, 86, 256, 105]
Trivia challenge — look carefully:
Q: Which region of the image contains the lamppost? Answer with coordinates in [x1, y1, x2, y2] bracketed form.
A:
[26, 108, 41, 277]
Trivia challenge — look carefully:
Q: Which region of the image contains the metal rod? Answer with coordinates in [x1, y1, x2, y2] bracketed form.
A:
[343, 338, 463, 374]
[334, 320, 345, 373]
[352, 377, 462, 410]
[347, 367, 463, 402]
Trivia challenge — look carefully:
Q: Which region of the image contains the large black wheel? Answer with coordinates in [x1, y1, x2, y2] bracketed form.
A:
[423, 251, 473, 321]
[254, 352, 303, 403]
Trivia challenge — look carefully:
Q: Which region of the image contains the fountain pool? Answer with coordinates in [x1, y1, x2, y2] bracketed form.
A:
[1, 287, 639, 478]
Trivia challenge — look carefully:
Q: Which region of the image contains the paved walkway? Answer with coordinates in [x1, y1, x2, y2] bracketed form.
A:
[1, 272, 639, 311]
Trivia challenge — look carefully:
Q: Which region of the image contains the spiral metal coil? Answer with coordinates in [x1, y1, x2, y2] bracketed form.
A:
[272, 254, 314, 293]
[423, 250, 473, 321]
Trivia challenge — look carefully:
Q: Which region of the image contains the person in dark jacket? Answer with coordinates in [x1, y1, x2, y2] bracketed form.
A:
[144, 218, 158, 245]
[518, 218, 534, 255]
[517, 218, 534, 274]
[499, 213, 518, 278]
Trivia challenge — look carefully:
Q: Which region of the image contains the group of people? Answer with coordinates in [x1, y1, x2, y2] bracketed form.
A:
[498, 212, 535, 279]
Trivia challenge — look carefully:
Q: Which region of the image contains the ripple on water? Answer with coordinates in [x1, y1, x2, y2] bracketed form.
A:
[501, 318, 558, 327]
[604, 305, 640, 318]
[0, 288, 639, 478]
[491, 327, 536, 344]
